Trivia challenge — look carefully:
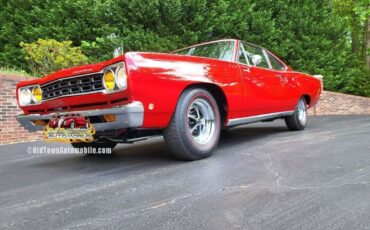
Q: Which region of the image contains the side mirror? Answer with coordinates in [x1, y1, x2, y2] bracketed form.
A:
[251, 54, 262, 66]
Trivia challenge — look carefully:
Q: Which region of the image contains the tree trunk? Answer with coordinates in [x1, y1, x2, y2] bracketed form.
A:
[365, 16, 370, 70]
[351, 16, 361, 56]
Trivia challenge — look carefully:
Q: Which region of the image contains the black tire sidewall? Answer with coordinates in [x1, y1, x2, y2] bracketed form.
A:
[285, 97, 307, 131]
[176, 89, 221, 156]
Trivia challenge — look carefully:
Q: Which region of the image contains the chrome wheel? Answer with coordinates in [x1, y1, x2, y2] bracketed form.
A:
[188, 98, 216, 145]
[297, 98, 307, 125]
[163, 88, 221, 160]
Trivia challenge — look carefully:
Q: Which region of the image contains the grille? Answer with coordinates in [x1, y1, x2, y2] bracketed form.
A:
[41, 73, 104, 100]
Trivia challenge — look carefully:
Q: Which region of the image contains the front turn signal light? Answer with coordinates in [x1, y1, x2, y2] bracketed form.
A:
[103, 114, 116, 122]
[32, 120, 46, 126]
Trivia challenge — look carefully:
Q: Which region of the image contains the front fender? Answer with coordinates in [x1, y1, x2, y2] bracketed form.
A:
[125, 52, 243, 128]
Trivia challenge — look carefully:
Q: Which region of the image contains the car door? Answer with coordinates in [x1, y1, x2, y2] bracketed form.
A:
[264, 50, 295, 111]
[238, 42, 287, 116]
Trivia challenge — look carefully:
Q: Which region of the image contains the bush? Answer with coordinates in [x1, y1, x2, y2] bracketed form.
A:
[0, 67, 31, 77]
[20, 39, 88, 77]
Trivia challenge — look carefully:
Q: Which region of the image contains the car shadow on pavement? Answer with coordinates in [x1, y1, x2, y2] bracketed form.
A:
[31, 125, 289, 172]
[218, 126, 289, 147]
[30, 137, 176, 173]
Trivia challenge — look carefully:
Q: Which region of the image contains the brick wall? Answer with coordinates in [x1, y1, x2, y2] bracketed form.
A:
[0, 74, 369, 145]
[309, 91, 370, 115]
[0, 74, 42, 144]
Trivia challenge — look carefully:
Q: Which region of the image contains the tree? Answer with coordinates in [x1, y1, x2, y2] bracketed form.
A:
[332, 0, 370, 68]
[0, 0, 369, 96]
[365, 11, 370, 70]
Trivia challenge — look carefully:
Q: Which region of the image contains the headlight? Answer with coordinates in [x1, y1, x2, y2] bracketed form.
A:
[32, 86, 43, 103]
[102, 62, 128, 93]
[115, 65, 127, 90]
[19, 88, 32, 106]
[103, 69, 116, 92]
[18, 85, 43, 106]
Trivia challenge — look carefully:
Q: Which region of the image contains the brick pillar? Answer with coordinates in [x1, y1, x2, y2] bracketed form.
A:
[0, 74, 42, 144]
[310, 75, 324, 116]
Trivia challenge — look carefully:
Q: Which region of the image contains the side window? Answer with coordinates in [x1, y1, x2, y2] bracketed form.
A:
[238, 43, 253, 65]
[242, 42, 270, 69]
[176, 41, 235, 62]
[266, 52, 286, 71]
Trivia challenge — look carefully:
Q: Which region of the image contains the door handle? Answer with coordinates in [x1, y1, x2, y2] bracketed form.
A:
[243, 67, 250, 72]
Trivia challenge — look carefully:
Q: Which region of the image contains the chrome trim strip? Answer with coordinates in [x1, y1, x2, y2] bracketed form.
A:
[173, 39, 237, 63]
[41, 89, 106, 102]
[227, 111, 294, 127]
[40, 72, 104, 101]
[16, 101, 144, 132]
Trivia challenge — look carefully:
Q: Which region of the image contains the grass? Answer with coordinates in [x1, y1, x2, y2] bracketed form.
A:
[0, 67, 33, 77]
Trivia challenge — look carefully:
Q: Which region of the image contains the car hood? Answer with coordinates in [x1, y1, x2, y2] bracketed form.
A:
[17, 55, 125, 87]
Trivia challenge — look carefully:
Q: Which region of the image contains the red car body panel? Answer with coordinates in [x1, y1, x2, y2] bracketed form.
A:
[125, 52, 245, 127]
[16, 39, 321, 130]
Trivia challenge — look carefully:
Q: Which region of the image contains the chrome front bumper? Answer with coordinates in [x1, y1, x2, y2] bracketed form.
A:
[16, 101, 144, 132]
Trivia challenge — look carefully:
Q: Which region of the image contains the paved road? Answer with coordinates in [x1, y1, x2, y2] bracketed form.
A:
[0, 116, 369, 230]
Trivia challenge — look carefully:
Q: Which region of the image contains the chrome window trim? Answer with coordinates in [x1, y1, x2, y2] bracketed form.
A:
[265, 50, 288, 71]
[262, 49, 273, 69]
[241, 42, 271, 70]
[237, 41, 251, 66]
[173, 40, 237, 63]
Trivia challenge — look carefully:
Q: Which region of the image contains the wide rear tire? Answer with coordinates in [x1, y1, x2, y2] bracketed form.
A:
[285, 97, 308, 131]
[163, 88, 221, 160]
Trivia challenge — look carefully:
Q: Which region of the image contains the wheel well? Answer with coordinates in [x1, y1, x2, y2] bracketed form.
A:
[302, 94, 311, 106]
[184, 83, 228, 124]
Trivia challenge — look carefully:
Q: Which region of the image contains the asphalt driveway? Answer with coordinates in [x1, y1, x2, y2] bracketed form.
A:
[0, 116, 369, 230]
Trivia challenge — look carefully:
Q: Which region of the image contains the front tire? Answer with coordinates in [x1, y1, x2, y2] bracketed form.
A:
[163, 88, 221, 160]
[285, 97, 308, 131]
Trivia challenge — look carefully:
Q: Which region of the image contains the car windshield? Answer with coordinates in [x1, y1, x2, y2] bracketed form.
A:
[174, 41, 235, 62]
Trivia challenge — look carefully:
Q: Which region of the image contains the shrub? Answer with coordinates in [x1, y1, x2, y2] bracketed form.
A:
[20, 39, 88, 77]
[0, 66, 31, 77]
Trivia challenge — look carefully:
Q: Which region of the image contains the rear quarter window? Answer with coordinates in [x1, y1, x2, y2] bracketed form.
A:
[175, 41, 235, 62]
[267, 52, 286, 71]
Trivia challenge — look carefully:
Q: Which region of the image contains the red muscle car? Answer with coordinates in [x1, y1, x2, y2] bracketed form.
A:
[16, 39, 321, 160]
[48, 114, 90, 129]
